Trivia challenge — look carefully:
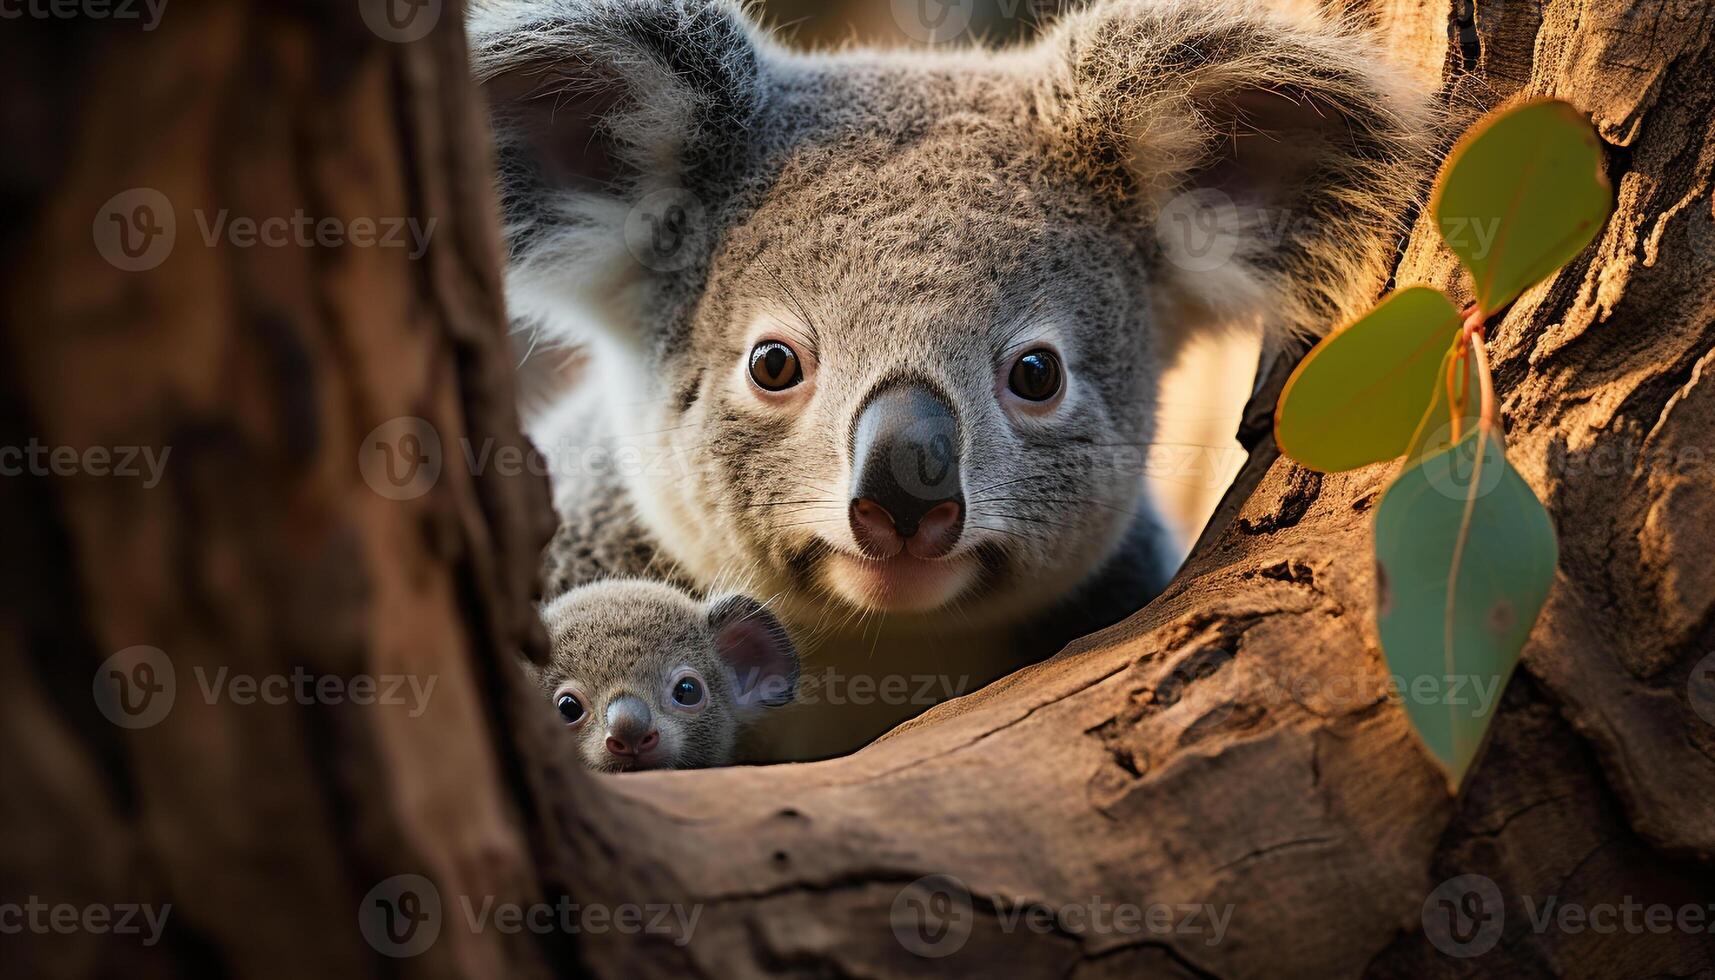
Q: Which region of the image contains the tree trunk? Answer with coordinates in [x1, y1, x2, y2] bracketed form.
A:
[0, 4, 555, 977]
[4, 1, 1712, 978]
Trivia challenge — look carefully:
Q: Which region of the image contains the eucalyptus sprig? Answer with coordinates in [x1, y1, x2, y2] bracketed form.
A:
[1273, 99, 1613, 787]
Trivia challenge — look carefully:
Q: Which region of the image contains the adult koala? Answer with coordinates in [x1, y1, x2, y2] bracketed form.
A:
[471, 0, 1428, 759]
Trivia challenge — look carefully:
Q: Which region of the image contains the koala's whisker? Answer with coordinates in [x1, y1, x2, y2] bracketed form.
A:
[1083, 441, 1240, 449]
[788, 479, 843, 495]
[965, 522, 1040, 545]
[759, 262, 823, 351]
[995, 292, 1053, 360]
[744, 499, 843, 509]
[617, 423, 711, 437]
[972, 509, 1080, 532]
[942, 594, 976, 636]
[516, 326, 542, 369]
[766, 511, 845, 524]
[773, 519, 843, 532]
[966, 473, 1064, 498]
[971, 495, 1137, 517]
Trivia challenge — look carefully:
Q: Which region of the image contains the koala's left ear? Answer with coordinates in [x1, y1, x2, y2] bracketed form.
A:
[468, 0, 768, 351]
[1046, 0, 1431, 345]
[706, 595, 800, 713]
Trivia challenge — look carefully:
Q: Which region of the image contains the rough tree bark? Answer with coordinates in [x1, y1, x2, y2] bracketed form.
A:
[1, 4, 555, 977]
[3, 1, 1712, 978]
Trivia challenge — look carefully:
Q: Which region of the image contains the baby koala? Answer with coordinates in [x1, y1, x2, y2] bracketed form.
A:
[531, 579, 799, 772]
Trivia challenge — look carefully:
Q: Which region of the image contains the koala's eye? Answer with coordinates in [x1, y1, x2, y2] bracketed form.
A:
[554, 691, 586, 726]
[667, 670, 707, 711]
[748, 341, 803, 392]
[1008, 349, 1063, 402]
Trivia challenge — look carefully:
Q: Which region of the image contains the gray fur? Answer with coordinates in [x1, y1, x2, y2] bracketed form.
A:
[532, 579, 798, 770]
[474, 0, 1432, 756]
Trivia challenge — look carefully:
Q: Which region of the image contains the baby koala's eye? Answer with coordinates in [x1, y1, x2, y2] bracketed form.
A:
[667, 669, 707, 712]
[555, 691, 586, 726]
[1008, 349, 1063, 402]
[748, 341, 803, 392]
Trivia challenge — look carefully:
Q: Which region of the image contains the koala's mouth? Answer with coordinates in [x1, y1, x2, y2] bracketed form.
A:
[592, 749, 672, 774]
[820, 551, 981, 614]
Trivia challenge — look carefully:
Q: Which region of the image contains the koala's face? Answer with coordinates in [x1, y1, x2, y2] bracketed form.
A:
[475, 0, 1426, 623]
[534, 581, 798, 772]
[670, 95, 1158, 620]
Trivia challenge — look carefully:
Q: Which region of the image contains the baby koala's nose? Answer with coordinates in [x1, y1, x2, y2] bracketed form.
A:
[848, 382, 965, 560]
[604, 694, 659, 757]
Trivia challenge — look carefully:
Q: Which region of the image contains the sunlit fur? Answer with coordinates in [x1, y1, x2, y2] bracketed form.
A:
[474, 0, 1432, 753]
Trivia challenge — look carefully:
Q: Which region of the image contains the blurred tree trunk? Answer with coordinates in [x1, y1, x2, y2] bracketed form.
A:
[0, 3, 555, 977]
[4, 1, 1713, 979]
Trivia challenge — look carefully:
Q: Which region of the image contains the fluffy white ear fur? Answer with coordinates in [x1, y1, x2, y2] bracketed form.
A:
[469, 0, 763, 355]
[1045, 0, 1431, 347]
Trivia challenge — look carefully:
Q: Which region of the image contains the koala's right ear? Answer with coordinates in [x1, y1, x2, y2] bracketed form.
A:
[1043, 0, 1432, 350]
[469, 0, 767, 350]
[705, 595, 800, 714]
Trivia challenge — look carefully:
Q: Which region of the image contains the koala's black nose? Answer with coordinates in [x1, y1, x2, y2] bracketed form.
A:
[604, 695, 659, 757]
[849, 383, 964, 560]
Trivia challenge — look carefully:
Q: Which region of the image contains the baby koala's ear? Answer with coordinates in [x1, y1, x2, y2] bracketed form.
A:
[705, 595, 799, 713]
[1045, 0, 1431, 346]
[468, 0, 767, 349]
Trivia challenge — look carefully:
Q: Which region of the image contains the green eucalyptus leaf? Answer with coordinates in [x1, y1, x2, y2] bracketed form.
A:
[1402, 339, 1482, 465]
[1434, 98, 1612, 314]
[1373, 428, 1558, 786]
[1276, 287, 1464, 472]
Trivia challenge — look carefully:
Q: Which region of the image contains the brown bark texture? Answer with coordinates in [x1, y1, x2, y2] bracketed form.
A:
[2, 0, 1713, 978]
